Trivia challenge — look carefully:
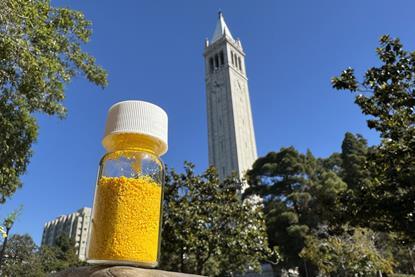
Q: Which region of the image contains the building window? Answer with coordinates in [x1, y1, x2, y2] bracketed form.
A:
[231, 51, 234, 65]
[219, 51, 224, 65]
[209, 57, 214, 73]
[238, 57, 242, 71]
[214, 54, 219, 68]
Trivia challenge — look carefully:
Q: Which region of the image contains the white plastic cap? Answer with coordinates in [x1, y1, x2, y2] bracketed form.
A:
[103, 100, 168, 155]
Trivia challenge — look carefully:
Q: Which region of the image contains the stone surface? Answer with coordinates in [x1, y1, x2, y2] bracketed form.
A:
[52, 266, 201, 277]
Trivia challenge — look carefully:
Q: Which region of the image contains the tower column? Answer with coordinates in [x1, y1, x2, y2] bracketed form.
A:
[204, 12, 257, 180]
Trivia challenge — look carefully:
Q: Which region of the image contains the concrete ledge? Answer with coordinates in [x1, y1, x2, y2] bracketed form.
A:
[52, 266, 201, 277]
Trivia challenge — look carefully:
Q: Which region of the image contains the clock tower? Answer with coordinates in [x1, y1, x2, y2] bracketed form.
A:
[204, 12, 257, 180]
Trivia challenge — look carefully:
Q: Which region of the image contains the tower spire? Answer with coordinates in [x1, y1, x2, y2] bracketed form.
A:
[211, 11, 234, 43]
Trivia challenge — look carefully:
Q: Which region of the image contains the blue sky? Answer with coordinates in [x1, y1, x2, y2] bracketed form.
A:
[3, 0, 415, 244]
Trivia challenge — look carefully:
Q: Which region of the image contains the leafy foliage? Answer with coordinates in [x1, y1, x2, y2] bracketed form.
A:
[392, 244, 415, 275]
[244, 147, 346, 276]
[245, 132, 415, 275]
[0, 234, 44, 277]
[39, 235, 82, 273]
[374, 232, 415, 275]
[340, 133, 371, 191]
[300, 228, 393, 276]
[331, 133, 375, 228]
[0, 206, 22, 269]
[160, 163, 276, 276]
[0, 233, 82, 276]
[332, 35, 415, 238]
[0, 102, 37, 203]
[0, 0, 107, 202]
[2, 206, 22, 232]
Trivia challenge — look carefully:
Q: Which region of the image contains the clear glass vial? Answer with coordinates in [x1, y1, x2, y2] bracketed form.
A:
[86, 100, 168, 268]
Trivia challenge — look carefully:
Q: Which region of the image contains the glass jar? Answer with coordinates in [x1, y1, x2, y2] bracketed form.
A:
[87, 101, 168, 268]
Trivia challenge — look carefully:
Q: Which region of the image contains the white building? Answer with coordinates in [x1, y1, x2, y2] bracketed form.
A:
[204, 12, 258, 180]
[41, 207, 91, 261]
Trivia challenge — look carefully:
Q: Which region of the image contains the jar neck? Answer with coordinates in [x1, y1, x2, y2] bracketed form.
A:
[102, 133, 165, 155]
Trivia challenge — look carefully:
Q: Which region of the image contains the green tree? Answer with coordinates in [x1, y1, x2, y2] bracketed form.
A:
[160, 163, 276, 276]
[333, 133, 374, 228]
[39, 235, 81, 273]
[38, 245, 60, 274]
[340, 133, 371, 191]
[332, 35, 415, 238]
[0, 0, 107, 202]
[0, 233, 81, 276]
[300, 228, 393, 277]
[374, 232, 415, 275]
[393, 244, 415, 274]
[0, 234, 44, 277]
[0, 206, 22, 269]
[244, 147, 346, 276]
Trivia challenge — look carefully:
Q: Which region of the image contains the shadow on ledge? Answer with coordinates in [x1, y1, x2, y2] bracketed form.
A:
[52, 266, 202, 277]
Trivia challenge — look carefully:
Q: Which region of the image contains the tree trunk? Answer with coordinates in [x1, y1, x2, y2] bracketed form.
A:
[196, 260, 203, 276]
[271, 264, 282, 277]
[0, 227, 11, 270]
[299, 260, 317, 277]
[195, 248, 204, 275]
[179, 246, 183, 273]
[409, 246, 415, 274]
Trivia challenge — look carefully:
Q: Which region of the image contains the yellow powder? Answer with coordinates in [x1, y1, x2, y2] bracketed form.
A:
[88, 176, 162, 264]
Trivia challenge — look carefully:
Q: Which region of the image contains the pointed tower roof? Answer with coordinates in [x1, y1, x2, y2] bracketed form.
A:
[211, 11, 234, 43]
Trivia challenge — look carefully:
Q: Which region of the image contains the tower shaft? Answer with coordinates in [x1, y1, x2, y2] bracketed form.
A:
[204, 13, 257, 180]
